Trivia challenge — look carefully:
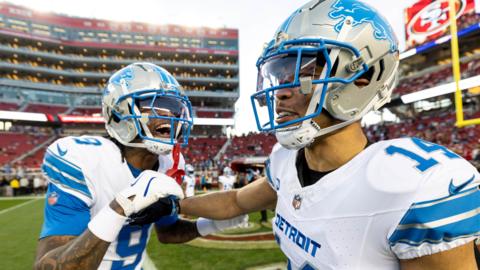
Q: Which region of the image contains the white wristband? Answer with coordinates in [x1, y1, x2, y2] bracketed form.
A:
[88, 205, 128, 242]
[196, 218, 218, 236]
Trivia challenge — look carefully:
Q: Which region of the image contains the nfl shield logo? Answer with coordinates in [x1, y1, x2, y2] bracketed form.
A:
[292, 194, 302, 210]
[48, 192, 59, 206]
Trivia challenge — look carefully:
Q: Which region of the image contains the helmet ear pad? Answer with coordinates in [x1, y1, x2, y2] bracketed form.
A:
[324, 55, 388, 122]
[105, 101, 138, 143]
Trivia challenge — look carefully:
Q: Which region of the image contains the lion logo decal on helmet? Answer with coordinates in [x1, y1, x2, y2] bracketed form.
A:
[329, 0, 398, 52]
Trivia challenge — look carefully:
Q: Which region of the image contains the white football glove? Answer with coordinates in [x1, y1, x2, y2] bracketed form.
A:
[115, 170, 184, 217]
[196, 215, 249, 236]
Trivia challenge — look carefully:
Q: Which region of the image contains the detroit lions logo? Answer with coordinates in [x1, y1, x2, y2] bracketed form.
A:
[328, 0, 397, 52]
[109, 66, 134, 88]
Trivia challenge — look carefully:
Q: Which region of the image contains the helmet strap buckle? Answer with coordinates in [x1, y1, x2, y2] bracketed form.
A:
[346, 56, 365, 73]
[300, 77, 313, 94]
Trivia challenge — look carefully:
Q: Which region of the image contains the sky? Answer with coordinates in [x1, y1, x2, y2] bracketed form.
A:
[6, 0, 417, 134]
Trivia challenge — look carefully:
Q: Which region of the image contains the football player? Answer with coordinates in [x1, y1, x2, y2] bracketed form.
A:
[129, 1, 480, 269]
[218, 167, 236, 191]
[182, 164, 196, 198]
[34, 63, 245, 270]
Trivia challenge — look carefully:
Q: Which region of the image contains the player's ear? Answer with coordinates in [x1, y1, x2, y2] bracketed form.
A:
[354, 78, 370, 87]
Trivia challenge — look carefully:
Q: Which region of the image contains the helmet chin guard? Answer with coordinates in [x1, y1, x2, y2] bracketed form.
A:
[144, 140, 173, 155]
[275, 121, 321, 150]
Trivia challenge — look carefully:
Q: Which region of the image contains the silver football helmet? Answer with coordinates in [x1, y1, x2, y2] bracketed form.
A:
[251, 0, 399, 149]
[102, 62, 193, 155]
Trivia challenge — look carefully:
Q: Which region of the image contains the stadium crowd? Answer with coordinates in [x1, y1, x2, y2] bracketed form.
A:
[2, 111, 480, 198]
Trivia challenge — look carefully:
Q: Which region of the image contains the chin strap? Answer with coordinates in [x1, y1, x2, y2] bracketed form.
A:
[166, 144, 185, 185]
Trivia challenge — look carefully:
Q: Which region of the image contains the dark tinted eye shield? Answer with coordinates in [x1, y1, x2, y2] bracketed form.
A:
[114, 90, 192, 119]
[251, 39, 368, 131]
[112, 90, 193, 145]
[136, 95, 189, 119]
[255, 53, 324, 103]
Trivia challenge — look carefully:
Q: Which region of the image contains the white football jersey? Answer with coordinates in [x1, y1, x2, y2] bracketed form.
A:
[266, 137, 480, 270]
[183, 174, 195, 197]
[40, 135, 184, 270]
[218, 175, 236, 191]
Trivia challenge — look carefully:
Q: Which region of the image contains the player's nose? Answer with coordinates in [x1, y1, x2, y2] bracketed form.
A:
[275, 88, 294, 101]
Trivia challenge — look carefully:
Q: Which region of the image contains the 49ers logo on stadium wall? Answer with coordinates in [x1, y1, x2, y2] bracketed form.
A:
[407, 0, 466, 38]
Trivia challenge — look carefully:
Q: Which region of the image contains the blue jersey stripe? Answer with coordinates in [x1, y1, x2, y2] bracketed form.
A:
[42, 164, 92, 198]
[46, 148, 82, 170]
[399, 188, 480, 225]
[389, 212, 480, 246]
[44, 150, 85, 182]
[412, 185, 478, 207]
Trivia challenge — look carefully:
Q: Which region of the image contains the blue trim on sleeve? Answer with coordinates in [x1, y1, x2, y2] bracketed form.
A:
[265, 158, 279, 191]
[42, 164, 91, 199]
[389, 188, 480, 247]
[389, 214, 480, 246]
[399, 187, 480, 225]
[155, 214, 178, 227]
[40, 183, 91, 238]
[44, 150, 85, 182]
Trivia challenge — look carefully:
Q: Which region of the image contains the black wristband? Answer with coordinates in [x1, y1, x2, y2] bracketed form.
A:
[172, 197, 181, 215]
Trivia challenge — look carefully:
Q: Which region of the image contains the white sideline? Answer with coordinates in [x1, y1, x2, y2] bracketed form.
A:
[142, 253, 158, 270]
[0, 198, 40, 215]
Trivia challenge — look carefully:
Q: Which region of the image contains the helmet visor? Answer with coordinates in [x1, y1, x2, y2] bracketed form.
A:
[256, 53, 325, 94]
[137, 95, 190, 119]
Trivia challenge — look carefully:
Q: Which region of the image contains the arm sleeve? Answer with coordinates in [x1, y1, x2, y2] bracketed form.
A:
[388, 163, 480, 260]
[39, 183, 91, 239]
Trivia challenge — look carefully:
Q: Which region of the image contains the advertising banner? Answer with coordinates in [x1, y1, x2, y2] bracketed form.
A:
[404, 0, 477, 49]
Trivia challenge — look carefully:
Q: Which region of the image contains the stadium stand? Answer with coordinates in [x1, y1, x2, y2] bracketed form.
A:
[69, 107, 102, 116]
[0, 131, 52, 165]
[1, 1, 480, 190]
[0, 101, 19, 110]
[183, 136, 228, 166]
[23, 103, 69, 115]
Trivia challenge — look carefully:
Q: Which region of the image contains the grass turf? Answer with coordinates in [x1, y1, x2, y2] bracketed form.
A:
[0, 198, 32, 211]
[0, 198, 286, 269]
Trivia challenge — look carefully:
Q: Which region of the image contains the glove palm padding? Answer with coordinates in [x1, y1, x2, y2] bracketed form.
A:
[115, 170, 184, 217]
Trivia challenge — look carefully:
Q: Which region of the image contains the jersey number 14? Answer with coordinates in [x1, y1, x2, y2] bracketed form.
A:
[385, 138, 460, 172]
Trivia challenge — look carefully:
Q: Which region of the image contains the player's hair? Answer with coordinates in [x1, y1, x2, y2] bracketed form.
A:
[107, 136, 127, 162]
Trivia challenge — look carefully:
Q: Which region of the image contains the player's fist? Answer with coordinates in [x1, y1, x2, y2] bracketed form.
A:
[115, 170, 184, 217]
[128, 196, 180, 226]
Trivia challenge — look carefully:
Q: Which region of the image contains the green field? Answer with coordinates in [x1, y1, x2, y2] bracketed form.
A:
[0, 198, 286, 270]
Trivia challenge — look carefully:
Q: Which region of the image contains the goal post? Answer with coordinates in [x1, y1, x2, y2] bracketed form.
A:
[449, 0, 480, 127]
